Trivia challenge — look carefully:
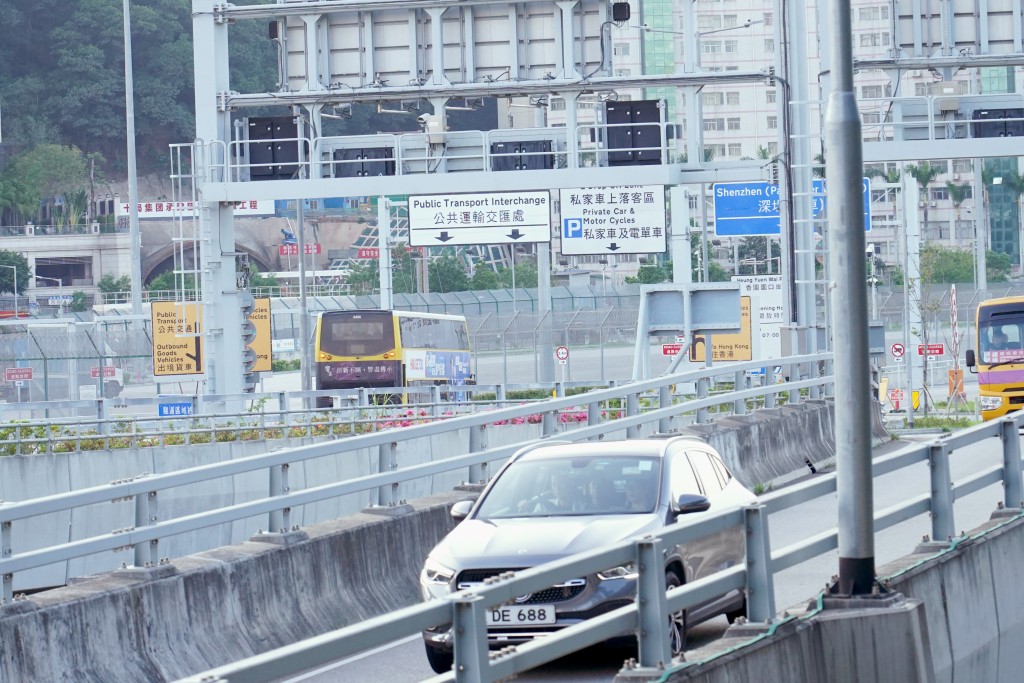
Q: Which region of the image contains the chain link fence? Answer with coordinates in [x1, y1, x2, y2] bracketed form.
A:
[2, 282, 1021, 402]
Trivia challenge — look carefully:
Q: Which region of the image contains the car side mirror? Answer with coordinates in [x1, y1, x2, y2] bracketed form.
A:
[675, 493, 711, 514]
[450, 499, 474, 521]
[965, 349, 976, 369]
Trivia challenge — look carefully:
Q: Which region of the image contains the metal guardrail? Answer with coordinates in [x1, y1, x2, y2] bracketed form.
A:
[0, 354, 831, 602]
[176, 404, 1024, 683]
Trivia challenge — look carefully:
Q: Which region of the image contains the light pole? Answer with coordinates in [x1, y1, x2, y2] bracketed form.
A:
[865, 247, 878, 320]
[0, 265, 17, 319]
[35, 276, 65, 316]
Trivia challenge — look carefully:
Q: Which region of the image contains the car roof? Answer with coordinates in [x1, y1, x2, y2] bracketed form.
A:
[512, 436, 710, 462]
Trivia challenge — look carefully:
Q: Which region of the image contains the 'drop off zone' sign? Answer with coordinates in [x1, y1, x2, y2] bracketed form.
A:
[408, 191, 551, 246]
[559, 185, 667, 255]
[713, 179, 870, 236]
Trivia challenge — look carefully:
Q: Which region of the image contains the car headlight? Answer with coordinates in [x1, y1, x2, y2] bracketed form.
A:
[597, 562, 638, 580]
[421, 557, 455, 586]
[980, 396, 1003, 411]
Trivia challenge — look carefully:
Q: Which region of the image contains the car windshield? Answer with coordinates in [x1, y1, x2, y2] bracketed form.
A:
[474, 455, 661, 518]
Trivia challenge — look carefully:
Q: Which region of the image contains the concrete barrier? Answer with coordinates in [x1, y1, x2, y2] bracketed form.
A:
[647, 511, 1024, 683]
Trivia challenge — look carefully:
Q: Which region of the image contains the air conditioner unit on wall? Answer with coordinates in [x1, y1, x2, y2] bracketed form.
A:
[952, 173, 960, 180]
[911, 70, 922, 77]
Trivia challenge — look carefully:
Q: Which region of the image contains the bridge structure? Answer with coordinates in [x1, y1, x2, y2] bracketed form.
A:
[2, 355, 1024, 682]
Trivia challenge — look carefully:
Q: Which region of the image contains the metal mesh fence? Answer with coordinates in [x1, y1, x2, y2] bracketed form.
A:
[2, 282, 1021, 402]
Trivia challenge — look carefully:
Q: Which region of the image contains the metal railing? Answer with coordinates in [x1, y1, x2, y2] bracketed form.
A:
[177, 400, 1024, 683]
[0, 354, 831, 602]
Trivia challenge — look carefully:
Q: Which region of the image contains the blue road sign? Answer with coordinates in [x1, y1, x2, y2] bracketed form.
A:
[158, 401, 193, 417]
[713, 179, 870, 236]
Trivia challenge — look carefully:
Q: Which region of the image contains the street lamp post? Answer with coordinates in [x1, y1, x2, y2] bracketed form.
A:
[35, 276, 65, 316]
[0, 265, 17, 320]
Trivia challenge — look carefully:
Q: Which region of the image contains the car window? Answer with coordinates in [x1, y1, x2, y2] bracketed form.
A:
[709, 453, 732, 488]
[668, 452, 701, 501]
[473, 454, 661, 518]
[687, 451, 724, 496]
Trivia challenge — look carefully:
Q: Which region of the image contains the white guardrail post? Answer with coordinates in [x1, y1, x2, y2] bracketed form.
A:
[635, 536, 671, 668]
[626, 393, 640, 439]
[468, 424, 488, 485]
[1000, 417, 1024, 508]
[744, 504, 776, 623]
[1, 501, 11, 602]
[377, 442, 398, 507]
[132, 479, 158, 568]
[269, 463, 291, 533]
[658, 386, 672, 433]
[928, 441, 955, 542]
[452, 593, 489, 682]
[734, 370, 747, 415]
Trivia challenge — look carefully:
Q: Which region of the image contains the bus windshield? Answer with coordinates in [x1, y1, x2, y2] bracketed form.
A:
[319, 311, 395, 357]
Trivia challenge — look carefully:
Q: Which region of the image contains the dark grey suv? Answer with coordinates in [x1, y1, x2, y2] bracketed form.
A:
[419, 436, 757, 673]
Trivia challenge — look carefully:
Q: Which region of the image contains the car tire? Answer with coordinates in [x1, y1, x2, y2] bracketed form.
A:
[726, 595, 747, 623]
[665, 570, 687, 657]
[424, 643, 454, 674]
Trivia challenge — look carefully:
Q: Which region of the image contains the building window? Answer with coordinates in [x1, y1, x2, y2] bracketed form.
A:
[702, 41, 723, 54]
[724, 40, 739, 53]
[763, 12, 773, 26]
[766, 89, 776, 103]
[705, 144, 726, 158]
[727, 118, 741, 130]
[858, 6, 889, 21]
[613, 42, 630, 57]
[726, 91, 740, 105]
[698, 15, 721, 30]
[861, 84, 884, 99]
[704, 118, 725, 131]
[550, 98, 566, 111]
[863, 112, 880, 124]
[723, 15, 738, 28]
[859, 32, 890, 47]
[764, 38, 775, 53]
[952, 159, 972, 174]
[930, 187, 950, 201]
[728, 143, 742, 156]
[702, 92, 725, 106]
[767, 115, 778, 129]
[766, 142, 778, 155]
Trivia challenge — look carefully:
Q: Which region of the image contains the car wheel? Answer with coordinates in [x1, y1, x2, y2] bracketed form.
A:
[666, 570, 687, 657]
[424, 643, 454, 674]
[726, 595, 747, 623]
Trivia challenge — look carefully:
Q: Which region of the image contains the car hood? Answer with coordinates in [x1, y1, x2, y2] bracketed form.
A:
[430, 514, 662, 570]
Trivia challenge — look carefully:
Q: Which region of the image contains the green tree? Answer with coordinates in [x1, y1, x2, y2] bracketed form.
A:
[470, 265, 500, 290]
[690, 234, 730, 282]
[344, 260, 379, 295]
[98, 274, 132, 295]
[0, 145, 90, 224]
[146, 271, 197, 294]
[0, 250, 30, 295]
[429, 255, 471, 292]
[920, 244, 974, 283]
[904, 161, 942, 236]
[737, 236, 781, 274]
[70, 290, 90, 313]
[625, 263, 671, 284]
[986, 249, 1012, 282]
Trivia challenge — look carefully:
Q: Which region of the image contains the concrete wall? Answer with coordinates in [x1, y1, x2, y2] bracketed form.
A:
[2, 401, 845, 592]
[649, 512, 1024, 683]
[0, 401, 848, 682]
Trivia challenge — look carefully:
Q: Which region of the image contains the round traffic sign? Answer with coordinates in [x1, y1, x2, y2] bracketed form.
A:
[891, 343, 905, 358]
[555, 345, 569, 361]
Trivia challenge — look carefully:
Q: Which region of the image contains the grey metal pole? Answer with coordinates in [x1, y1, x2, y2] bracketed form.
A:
[297, 200, 312, 407]
[123, 0, 143, 315]
[972, 158, 988, 293]
[824, 0, 875, 595]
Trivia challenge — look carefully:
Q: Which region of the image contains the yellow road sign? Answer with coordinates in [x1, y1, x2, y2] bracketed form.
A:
[250, 298, 272, 373]
[689, 296, 753, 362]
[151, 301, 204, 376]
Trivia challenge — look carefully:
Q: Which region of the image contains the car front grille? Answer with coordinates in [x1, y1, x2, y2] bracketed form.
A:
[455, 568, 586, 604]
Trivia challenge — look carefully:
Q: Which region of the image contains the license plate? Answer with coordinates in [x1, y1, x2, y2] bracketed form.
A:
[486, 604, 556, 626]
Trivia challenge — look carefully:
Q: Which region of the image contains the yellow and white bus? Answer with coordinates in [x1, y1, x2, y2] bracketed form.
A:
[966, 295, 1024, 420]
[313, 309, 472, 406]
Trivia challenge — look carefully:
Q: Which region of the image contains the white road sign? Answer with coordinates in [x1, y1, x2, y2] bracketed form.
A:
[408, 191, 551, 246]
[559, 185, 667, 255]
